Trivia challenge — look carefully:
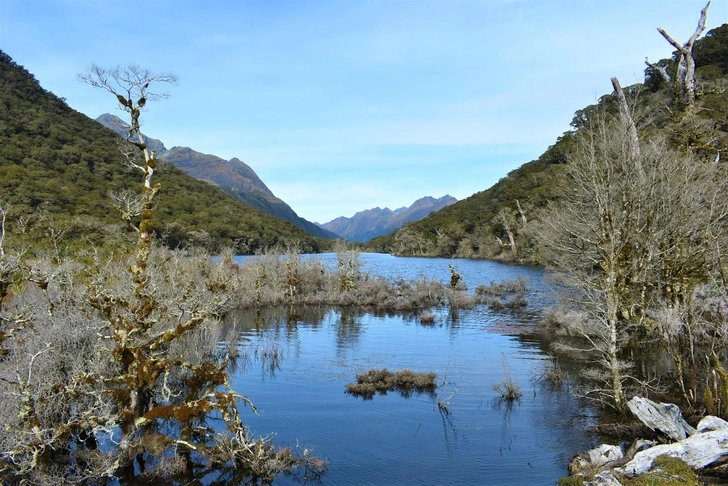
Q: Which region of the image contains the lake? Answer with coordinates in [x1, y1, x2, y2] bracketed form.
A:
[227, 253, 598, 485]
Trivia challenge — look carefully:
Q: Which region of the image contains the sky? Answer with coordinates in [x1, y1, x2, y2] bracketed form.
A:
[1, 1, 726, 224]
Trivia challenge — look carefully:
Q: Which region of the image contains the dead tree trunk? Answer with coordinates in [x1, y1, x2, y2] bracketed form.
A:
[516, 199, 527, 226]
[0, 201, 7, 258]
[655, 1, 711, 113]
[78, 64, 176, 282]
[497, 209, 517, 259]
[611, 77, 641, 159]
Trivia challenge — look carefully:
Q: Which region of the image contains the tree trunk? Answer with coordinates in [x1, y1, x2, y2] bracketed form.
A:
[656, 2, 711, 112]
[611, 77, 641, 162]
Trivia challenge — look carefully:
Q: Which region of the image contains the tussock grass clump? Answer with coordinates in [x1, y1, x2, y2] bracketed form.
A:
[475, 277, 529, 310]
[232, 249, 450, 311]
[419, 311, 436, 324]
[534, 356, 567, 390]
[493, 379, 523, 401]
[493, 353, 522, 402]
[346, 368, 437, 399]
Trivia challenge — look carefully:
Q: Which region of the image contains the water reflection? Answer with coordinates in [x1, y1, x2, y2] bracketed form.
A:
[224, 254, 598, 485]
[334, 309, 363, 354]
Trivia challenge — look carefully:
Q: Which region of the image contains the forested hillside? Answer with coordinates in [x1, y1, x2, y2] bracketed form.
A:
[96, 114, 339, 240]
[0, 51, 325, 254]
[369, 23, 728, 262]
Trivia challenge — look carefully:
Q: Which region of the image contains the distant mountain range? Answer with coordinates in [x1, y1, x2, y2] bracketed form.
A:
[96, 114, 338, 240]
[318, 195, 457, 243]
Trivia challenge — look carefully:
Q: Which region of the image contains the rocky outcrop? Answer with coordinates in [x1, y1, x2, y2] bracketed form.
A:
[626, 396, 697, 441]
[619, 427, 728, 476]
[569, 444, 624, 475]
[566, 397, 728, 484]
[584, 471, 622, 486]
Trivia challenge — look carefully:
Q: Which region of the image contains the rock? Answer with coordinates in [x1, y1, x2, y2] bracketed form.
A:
[697, 415, 728, 432]
[626, 396, 696, 441]
[620, 438, 658, 465]
[569, 444, 623, 475]
[584, 470, 622, 486]
[619, 428, 728, 476]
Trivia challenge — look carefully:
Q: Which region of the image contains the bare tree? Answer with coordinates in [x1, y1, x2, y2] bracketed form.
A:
[78, 64, 178, 277]
[516, 199, 527, 226]
[0, 200, 7, 258]
[0, 201, 23, 320]
[0, 248, 327, 483]
[653, 1, 711, 112]
[495, 208, 518, 259]
[610, 77, 640, 162]
[538, 99, 725, 411]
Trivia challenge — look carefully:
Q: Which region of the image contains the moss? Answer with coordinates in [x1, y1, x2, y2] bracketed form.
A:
[558, 477, 587, 486]
[622, 456, 698, 486]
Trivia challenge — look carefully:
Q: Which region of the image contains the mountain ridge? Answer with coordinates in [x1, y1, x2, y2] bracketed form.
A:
[96, 114, 338, 240]
[0, 50, 324, 254]
[319, 195, 457, 242]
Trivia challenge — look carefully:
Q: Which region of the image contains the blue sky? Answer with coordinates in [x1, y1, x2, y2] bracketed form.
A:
[1, 1, 726, 223]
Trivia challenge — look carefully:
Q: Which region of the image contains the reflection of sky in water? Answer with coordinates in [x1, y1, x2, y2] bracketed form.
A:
[228, 255, 597, 485]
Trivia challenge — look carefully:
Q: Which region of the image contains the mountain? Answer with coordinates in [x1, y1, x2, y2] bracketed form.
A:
[319, 195, 457, 242]
[368, 23, 728, 261]
[96, 114, 338, 240]
[0, 50, 325, 254]
[96, 113, 168, 155]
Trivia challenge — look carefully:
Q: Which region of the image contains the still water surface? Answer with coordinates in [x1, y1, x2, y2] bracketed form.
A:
[228, 254, 598, 485]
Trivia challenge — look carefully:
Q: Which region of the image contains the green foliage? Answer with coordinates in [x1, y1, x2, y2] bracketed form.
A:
[694, 24, 728, 74]
[373, 26, 728, 262]
[0, 50, 324, 254]
[622, 456, 698, 486]
[368, 134, 571, 260]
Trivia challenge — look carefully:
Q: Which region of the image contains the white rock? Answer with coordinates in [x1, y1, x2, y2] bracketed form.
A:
[585, 470, 623, 486]
[570, 444, 623, 474]
[619, 428, 728, 476]
[697, 415, 728, 432]
[627, 396, 696, 441]
[587, 444, 623, 466]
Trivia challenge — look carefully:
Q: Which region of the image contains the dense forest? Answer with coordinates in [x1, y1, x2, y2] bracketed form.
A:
[368, 23, 728, 263]
[0, 50, 327, 255]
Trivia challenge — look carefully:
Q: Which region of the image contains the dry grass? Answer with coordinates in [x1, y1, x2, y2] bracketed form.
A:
[492, 353, 523, 402]
[419, 311, 436, 324]
[475, 277, 529, 310]
[346, 368, 437, 399]
[534, 356, 567, 390]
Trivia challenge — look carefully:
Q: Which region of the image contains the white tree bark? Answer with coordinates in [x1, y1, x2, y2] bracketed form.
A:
[645, 57, 671, 84]
[655, 1, 711, 111]
[0, 201, 7, 258]
[610, 77, 640, 162]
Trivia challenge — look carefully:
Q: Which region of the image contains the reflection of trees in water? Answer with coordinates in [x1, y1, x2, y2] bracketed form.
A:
[438, 405, 459, 455]
[491, 396, 520, 460]
[226, 334, 285, 380]
[335, 308, 364, 353]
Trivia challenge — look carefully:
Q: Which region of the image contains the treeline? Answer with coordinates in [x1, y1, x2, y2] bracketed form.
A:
[0, 50, 326, 255]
